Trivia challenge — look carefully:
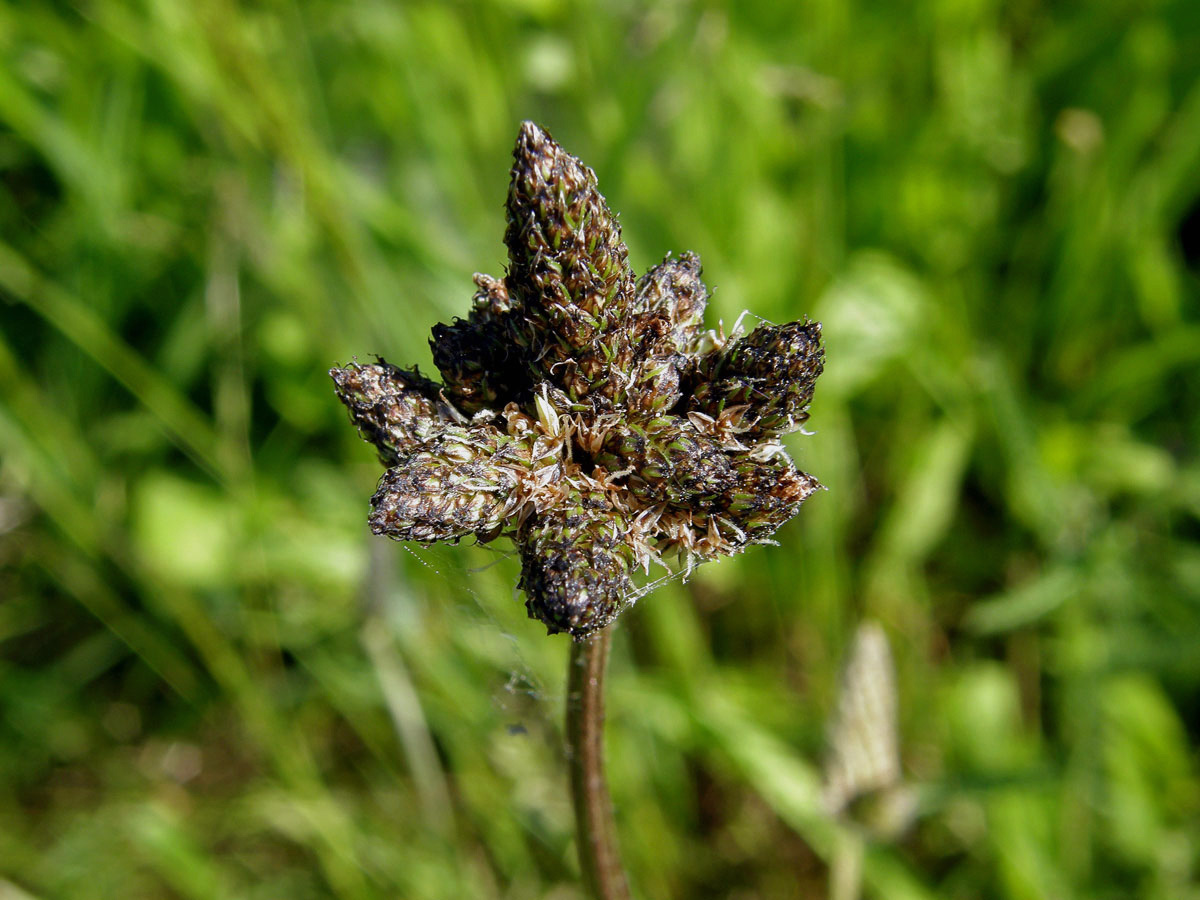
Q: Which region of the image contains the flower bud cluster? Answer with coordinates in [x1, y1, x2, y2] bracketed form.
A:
[333, 122, 823, 637]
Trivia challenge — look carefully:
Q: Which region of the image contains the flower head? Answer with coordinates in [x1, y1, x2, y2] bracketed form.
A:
[333, 122, 823, 638]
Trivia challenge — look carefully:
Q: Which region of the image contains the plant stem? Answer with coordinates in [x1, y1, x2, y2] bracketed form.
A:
[567, 627, 631, 900]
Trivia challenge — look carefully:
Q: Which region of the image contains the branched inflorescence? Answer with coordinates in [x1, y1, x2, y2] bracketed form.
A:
[332, 122, 823, 638]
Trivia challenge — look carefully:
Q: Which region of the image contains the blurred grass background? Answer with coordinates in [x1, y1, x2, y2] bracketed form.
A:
[2, 0, 1199, 897]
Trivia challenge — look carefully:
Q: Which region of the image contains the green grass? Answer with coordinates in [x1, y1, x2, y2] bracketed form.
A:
[2, 1, 1199, 897]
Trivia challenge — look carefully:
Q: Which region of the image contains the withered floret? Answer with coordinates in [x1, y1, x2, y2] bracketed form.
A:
[332, 121, 824, 638]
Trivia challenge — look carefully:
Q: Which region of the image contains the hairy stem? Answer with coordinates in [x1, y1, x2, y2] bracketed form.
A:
[567, 627, 631, 900]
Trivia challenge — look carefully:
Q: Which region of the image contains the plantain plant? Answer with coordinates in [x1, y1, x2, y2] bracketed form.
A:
[332, 122, 824, 898]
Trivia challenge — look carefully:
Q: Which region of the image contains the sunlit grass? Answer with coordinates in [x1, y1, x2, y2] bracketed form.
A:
[1, 1, 1199, 898]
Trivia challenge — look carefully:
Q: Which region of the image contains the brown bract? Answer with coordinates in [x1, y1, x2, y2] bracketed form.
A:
[332, 121, 824, 638]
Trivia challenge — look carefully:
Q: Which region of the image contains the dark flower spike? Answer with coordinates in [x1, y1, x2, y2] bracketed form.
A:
[369, 426, 541, 543]
[634, 252, 709, 354]
[518, 486, 640, 635]
[691, 320, 824, 439]
[331, 361, 459, 466]
[616, 252, 708, 414]
[720, 451, 822, 540]
[430, 274, 529, 414]
[504, 121, 636, 401]
[332, 121, 824, 638]
[595, 416, 734, 508]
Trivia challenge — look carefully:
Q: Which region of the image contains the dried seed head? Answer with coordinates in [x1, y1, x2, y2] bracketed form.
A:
[333, 121, 824, 638]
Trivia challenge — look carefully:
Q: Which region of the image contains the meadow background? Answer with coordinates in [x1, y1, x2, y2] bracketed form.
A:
[2, 1, 1200, 898]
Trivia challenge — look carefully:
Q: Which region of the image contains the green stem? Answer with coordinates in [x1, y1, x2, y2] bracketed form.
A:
[567, 627, 631, 900]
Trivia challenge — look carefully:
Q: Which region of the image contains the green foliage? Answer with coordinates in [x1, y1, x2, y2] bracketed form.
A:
[1, 1, 1198, 897]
